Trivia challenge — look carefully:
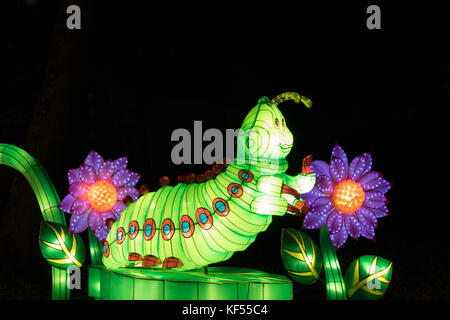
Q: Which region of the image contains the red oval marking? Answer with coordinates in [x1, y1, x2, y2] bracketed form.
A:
[212, 198, 230, 216]
[238, 169, 253, 183]
[128, 220, 139, 240]
[195, 208, 213, 230]
[227, 183, 243, 198]
[143, 218, 156, 241]
[161, 218, 175, 240]
[116, 227, 125, 244]
[103, 241, 110, 258]
[180, 215, 195, 238]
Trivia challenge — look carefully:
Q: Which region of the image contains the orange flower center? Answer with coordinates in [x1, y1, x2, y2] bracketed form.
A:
[87, 180, 117, 212]
[332, 179, 365, 214]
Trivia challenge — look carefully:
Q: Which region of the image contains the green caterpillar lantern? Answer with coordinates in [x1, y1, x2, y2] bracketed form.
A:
[102, 92, 316, 270]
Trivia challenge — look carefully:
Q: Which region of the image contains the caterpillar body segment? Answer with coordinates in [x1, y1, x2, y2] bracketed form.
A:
[102, 93, 316, 270]
[104, 163, 272, 270]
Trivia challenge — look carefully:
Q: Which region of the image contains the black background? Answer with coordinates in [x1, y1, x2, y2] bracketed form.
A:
[1, 0, 448, 301]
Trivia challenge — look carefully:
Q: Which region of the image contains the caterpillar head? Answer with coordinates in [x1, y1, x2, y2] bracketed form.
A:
[237, 92, 312, 163]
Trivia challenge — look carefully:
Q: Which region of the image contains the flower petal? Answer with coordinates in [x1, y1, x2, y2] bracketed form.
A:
[124, 172, 141, 187]
[363, 190, 387, 209]
[117, 186, 140, 201]
[355, 206, 378, 229]
[345, 214, 361, 240]
[71, 198, 91, 215]
[331, 145, 348, 177]
[329, 157, 346, 184]
[101, 210, 115, 225]
[375, 178, 392, 194]
[79, 164, 97, 186]
[358, 171, 383, 191]
[84, 151, 104, 174]
[94, 211, 115, 242]
[348, 153, 372, 181]
[98, 160, 115, 181]
[113, 156, 128, 172]
[302, 212, 328, 229]
[95, 228, 109, 243]
[316, 174, 335, 196]
[311, 196, 334, 216]
[59, 194, 77, 213]
[360, 224, 376, 240]
[67, 168, 80, 185]
[111, 168, 132, 187]
[88, 210, 104, 232]
[111, 201, 127, 219]
[310, 160, 330, 176]
[69, 182, 89, 199]
[70, 210, 89, 233]
[300, 186, 322, 207]
[368, 205, 390, 218]
[329, 223, 348, 249]
[327, 210, 343, 234]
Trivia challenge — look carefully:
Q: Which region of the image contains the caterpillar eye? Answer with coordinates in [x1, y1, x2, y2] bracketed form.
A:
[275, 118, 279, 128]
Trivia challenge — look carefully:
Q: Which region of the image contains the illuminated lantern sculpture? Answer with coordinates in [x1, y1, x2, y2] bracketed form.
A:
[39, 221, 86, 269]
[102, 92, 316, 270]
[281, 145, 393, 300]
[0, 93, 394, 300]
[0, 144, 82, 299]
[344, 255, 393, 300]
[301, 144, 391, 248]
[58, 151, 141, 242]
[0, 92, 316, 300]
[281, 228, 322, 285]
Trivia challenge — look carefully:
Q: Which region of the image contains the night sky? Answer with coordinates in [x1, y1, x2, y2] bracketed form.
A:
[1, 1, 448, 301]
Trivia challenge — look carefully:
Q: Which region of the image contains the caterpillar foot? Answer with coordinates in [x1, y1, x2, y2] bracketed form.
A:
[142, 255, 161, 267]
[286, 200, 309, 216]
[281, 184, 300, 199]
[302, 154, 313, 174]
[162, 257, 183, 268]
[128, 252, 142, 261]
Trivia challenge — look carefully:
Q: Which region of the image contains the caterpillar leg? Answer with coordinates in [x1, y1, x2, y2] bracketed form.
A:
[162, 257, 183, 269]
[142, 255, 162, 267]
[286, 200, 309, 216]
[128, 253, 142, 261]
[127, 253, 162, 267]
[251, 195, 288, 216]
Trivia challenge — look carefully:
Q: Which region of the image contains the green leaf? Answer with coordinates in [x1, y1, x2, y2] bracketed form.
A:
[344, 255, 393, 300]
[281, 228, 322, 284]
[39, 221, 86, 269]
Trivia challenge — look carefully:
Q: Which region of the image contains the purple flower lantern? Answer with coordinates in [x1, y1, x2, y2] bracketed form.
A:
[59, 150, 141, 242]
[301, 145, 392, 248]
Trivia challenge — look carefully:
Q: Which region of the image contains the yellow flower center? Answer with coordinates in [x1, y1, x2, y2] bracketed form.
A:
[87, 180, 117, 212]
[332, 179, 365, 214]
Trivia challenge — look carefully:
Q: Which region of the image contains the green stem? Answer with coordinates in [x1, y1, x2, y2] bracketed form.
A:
[0, 144, 70, 300]
[319, 225, 347, 300]
[89, 229, 104, 265]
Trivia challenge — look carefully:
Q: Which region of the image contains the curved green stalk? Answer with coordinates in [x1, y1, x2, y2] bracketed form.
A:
[89, 229, 103, 265]
[0, 144, 69, 299]
[319, 225, 347, 300]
